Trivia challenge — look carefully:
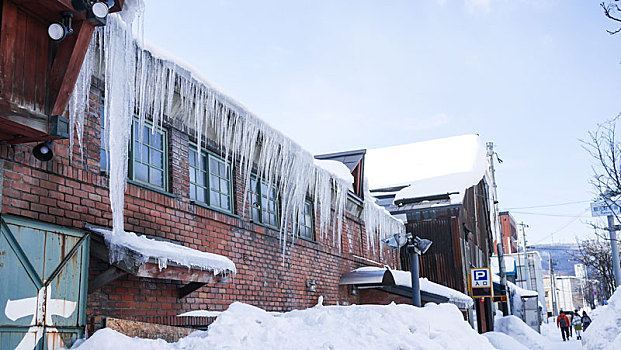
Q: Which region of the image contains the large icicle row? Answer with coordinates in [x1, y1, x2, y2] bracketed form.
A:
[68, 6, 404, 254]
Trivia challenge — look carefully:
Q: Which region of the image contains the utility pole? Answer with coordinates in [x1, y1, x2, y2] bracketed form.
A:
[549, 252, 557, 315]
[517, 222, 531, 290]
[607, 215, 621, 288]
[486, 142, 509, 315]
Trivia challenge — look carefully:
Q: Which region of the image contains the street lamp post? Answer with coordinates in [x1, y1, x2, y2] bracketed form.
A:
[407, 236, 433, 307]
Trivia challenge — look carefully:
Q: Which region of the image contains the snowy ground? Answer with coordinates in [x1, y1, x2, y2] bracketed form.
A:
[71, 299, 593, 350]
[73, 301, 495, 350]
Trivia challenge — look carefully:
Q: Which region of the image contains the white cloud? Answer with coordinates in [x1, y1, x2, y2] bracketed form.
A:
[465, 0, 492, 14]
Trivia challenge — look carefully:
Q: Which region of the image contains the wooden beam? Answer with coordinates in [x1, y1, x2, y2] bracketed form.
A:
[88, 266, 127, 294]
[49, 19, 95, 116]
[178, 282, 206, 299]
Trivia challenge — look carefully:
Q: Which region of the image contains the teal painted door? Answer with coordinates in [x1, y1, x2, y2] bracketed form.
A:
[0, 215, 89, 350]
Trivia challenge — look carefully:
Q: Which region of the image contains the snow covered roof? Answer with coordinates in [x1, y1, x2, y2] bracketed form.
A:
[313, 159, 354, 189]
[340, 267, 473, 309]
[490, 256, 517, 276]
[89, 226, 236, 276]
[365, 135, 488, 205]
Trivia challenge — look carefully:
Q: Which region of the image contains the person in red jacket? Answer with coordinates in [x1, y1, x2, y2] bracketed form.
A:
[557, 310, 571, 341]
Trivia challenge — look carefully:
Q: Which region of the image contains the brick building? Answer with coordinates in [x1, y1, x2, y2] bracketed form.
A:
[494, 211, 518, 255]
[0, 4, 406, 347]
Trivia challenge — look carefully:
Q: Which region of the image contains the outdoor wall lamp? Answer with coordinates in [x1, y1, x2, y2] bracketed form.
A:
[47, 12, 73, 42]
[306, 279, 316, 292]
[72, 0, 115, 25]
[33, 141, 54, 162]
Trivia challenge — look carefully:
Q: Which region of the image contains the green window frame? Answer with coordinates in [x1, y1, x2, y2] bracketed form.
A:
[248, 175, 279, 228]
[189, 146, 233, 213]
[129, 120, 167, 190]
[298, 200, 315, 240]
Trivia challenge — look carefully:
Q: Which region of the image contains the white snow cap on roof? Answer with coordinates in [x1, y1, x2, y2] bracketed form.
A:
[365, 135, 488, 203]
[92, 227, 236, 275]
[313, 159, 354, 189]
[353, 267, 474, 309]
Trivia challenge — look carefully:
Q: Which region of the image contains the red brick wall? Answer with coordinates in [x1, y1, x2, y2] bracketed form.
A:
[0, 78, 399, 332]
[358, 288, 411, 305]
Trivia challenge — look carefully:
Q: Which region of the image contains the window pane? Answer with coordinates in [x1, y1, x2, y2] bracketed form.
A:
[252, 208, 260, 221]
[190, 184, 196, 201]
[100, 149, 107, 170]
[209, 157, 218, 172]
[219, 163, 226, 177]
[151, 150, 163, 168]
[189, 169, 196, 183]
[220, 179, 229, 194]
[151, 131, 163, 149]
[197, 188, 205, 203]
[221, 195, 230, 210]
[134, 162, 148, 182]
[197, 171, 205, 186]
[210, 191, 220, 207]
[150, 168, 163, 187]
[210, 174, 219, 190]
[141, 145, 149, 162]
[189, 149, 196, 166]
[261, 183, 268, 194]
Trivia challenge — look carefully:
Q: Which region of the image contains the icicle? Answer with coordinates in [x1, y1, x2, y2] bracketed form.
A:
[69, 0, 404, 256]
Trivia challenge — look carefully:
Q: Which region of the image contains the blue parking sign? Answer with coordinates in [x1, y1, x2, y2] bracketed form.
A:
[471, 268, 491, 288]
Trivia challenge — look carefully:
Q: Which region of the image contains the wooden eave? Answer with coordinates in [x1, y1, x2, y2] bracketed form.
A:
[86, 226, 231, 299]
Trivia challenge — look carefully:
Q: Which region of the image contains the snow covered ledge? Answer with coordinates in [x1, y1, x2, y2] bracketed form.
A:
[85, 224, 236, 298]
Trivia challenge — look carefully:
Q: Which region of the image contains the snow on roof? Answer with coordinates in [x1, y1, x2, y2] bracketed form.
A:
[506, 280, 538, 298]
[490, 256, 517, 275]
[92, 227, 236, 275]
[177, 310, 222, 317]
[364, 135, 488, 204]
[351, 267, 474, 309]
[75, 302, 495, 349]
[313, 159, 354, 188]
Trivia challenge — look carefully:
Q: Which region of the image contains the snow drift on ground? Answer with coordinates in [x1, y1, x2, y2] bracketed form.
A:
[582, 288, 621, 349]
[482, 331, 528, 350]
[73, 302, 494, 350]
[493, 315, 552, 350]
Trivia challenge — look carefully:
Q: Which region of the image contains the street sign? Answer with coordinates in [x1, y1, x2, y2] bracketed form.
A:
[471, 268, 491, 288]
[591, 201, 621, 217]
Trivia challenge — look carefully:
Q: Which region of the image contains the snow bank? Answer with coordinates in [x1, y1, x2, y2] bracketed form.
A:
[74, 302, 494, 350]
[582, 288, 621, 350]
[494, 315, 552, 350]
[92, 227, 236, 275]
[482, 332, 529, 350]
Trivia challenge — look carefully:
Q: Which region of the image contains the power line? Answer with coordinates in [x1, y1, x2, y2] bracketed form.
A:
[510, 211, 591, 218]
[503, 200, 592, 210]
[530, 208, 590, 245]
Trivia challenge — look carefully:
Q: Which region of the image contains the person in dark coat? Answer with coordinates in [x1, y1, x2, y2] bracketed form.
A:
[557, 310, 571, 341]
[582, 311, 592, 331]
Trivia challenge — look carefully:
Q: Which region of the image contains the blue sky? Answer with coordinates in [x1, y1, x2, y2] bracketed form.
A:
[142, 0, 621, 245]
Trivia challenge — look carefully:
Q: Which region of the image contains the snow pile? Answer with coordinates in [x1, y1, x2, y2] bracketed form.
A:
[177, 310, 221, 317]
[482, 331, 528, 350]
[74, 302, 494, 350]
[313, 159, 354, 188]
[494, 315, 552, 350]
[505, 280, 537, 320]
[92, 227, 236, 275]
[364, 135, 488, 204]
[582, 288, 621, 350]
[69, 4, 403, 258]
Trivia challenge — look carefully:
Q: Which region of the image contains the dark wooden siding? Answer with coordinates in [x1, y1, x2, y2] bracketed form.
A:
[0, 1, 50, 114]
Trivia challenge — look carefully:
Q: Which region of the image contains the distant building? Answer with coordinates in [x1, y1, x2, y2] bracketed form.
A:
[494, 212, 518, 254]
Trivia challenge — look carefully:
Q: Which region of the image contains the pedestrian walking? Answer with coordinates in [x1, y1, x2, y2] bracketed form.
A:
[572, 311, 583, 340]
[582, 311, 592, 331]
[557, 310, 571, 341]
[567, 310, 574, 337]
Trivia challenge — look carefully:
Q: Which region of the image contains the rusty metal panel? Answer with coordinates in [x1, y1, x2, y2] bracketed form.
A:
[0, 215, 89, 350]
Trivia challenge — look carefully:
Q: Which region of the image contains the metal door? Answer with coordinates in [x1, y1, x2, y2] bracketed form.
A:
[0, 215, 89, 350]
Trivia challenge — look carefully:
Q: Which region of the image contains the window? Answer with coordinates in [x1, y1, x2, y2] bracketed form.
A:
[248, 175, 279, 228]
[100, 103, 109, 172]
[298, 200, 314, 240]
[130, 121, 167, 190]
[189, 146, 233, 212]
